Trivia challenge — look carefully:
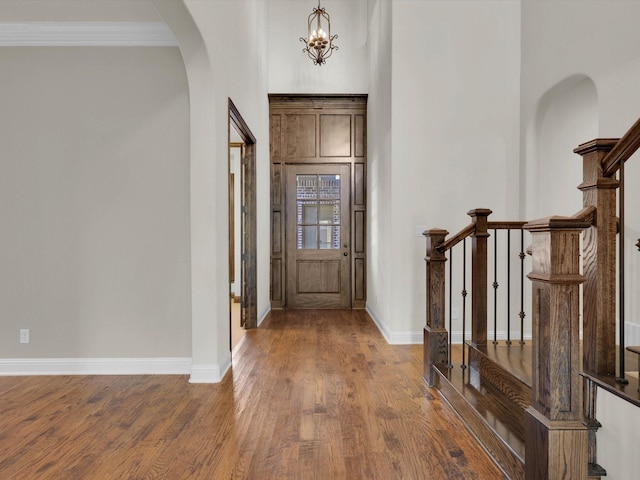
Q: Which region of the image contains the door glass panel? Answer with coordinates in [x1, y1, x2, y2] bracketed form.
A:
[319, 226, 340, 249]
[319, 175, 340, 199]
[296, 173, 342, 250]
[301, 203, 318, 224]
[297, 175, 317, 198]
[297, 226, 318, 249]
[318, 202, 339, 224]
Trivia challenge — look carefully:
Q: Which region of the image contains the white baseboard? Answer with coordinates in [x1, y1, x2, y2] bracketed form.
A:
[388, 330, 423, 344]
[362, 309, 535, 347]
[0, 357, 192, 376]
[365, 306, 423, 345]
[258, 306, 271, 327]
[189, 352, 231, 384]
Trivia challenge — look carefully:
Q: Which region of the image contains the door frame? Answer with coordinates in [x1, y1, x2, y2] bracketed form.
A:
[228, 98, 257, 331]
[269, 94, 368, 310]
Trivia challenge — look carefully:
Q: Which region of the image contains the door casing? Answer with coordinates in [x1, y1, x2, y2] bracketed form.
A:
[229, 98, 257, 329]
[269, 94, 367, 309]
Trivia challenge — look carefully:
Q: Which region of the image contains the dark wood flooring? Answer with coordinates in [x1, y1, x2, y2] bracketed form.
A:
[0, 309, 506, 479]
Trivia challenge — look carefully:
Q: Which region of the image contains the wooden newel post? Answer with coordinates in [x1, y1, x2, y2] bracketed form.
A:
[468, 208, 491, 346]
[423, 228, 449, 387]
[524, 216, 590, 480]
[573, 139, 618, 375]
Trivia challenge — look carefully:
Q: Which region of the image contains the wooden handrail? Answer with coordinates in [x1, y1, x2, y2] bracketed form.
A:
[436, 221, 528, 254]
[602, 116, 640, 177]
[571, 205, 597, 226]
[487, 221, 527, 230]
[436, 223, 475, 253]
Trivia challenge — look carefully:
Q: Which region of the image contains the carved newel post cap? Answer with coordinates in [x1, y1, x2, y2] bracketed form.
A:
[524, 215, 591, 233]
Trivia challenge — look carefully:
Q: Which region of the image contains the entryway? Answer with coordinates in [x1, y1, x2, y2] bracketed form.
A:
[269, 95, 367, 309]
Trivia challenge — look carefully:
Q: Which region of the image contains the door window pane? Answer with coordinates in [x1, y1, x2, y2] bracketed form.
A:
[297, 226, 318, 249]
[319, 226, 340, 249]
[296, 173, 341, 250]
[301, 203, 318, 224]
[319, 175, 340, 199]
[297, 175, 317, 198]
[318, 202, 339, 225]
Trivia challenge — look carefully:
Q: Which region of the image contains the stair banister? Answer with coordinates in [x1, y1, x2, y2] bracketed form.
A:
[574, 139, 618, 376]
[423, 228, 449, 386]
[524, 216, 590, 480]
[601, 116, 640, 176]
[468, 209, 492, 346]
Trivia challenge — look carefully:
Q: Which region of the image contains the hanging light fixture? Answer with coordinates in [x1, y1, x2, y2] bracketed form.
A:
[300, 2, 338, 65]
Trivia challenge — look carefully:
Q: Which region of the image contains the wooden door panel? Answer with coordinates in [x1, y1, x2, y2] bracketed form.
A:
[284, 114, 316, 158]
[320, 114, 352, 157]
[355, 114, 366, 158]
[270, 114, 282, 157]
[296, 260, 341, 293]
[286, 164, 351, 309]
[354, 163, 365, 206]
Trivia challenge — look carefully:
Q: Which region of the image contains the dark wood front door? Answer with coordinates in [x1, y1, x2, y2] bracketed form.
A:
[286, 164, 351, 308]
[270, 94, 367, 310]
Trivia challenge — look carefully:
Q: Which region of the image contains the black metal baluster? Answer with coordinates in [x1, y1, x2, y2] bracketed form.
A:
[461, 238, 468, 370]
[493, 229, 499, 345]
[506, 230, 512, 346]
[448, 248, 453, 368]
[519, 230, 526, 345]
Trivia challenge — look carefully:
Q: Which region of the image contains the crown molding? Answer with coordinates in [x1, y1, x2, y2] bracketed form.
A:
[0, 22, 178, 47]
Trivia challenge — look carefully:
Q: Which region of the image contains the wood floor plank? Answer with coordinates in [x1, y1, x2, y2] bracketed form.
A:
[0, 310, 505, 479]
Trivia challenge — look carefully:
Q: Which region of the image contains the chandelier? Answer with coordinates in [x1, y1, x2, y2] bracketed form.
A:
[300, 2, 338, 65]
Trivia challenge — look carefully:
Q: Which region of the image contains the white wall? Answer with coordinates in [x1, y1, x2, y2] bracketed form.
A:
[525, 76, 598, 219]
[597, 389, 640, 479]
[0, 47, 191, 359]
[267, 0, 369, 94]
[365, 0, 393, 336]
[153, 0, 271, 381]
[377, 0, 521, 341]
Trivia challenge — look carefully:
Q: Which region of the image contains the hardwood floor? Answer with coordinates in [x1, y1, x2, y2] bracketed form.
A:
[0, 310, 505, 479]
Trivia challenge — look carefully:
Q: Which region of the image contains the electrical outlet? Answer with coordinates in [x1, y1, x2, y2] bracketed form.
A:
[20, 329, 30, 344]
[452, 308, 459, 320]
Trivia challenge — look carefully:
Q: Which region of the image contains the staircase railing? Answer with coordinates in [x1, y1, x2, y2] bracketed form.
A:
[575, 117, 640, 383]
[573, 120, 640, 479]
[423, 210, 531, 385]
[424, 117, 640, 479]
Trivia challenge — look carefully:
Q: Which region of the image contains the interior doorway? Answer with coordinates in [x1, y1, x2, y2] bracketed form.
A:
[228, 99, 257, 352]
[229, 141, 244, 349]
